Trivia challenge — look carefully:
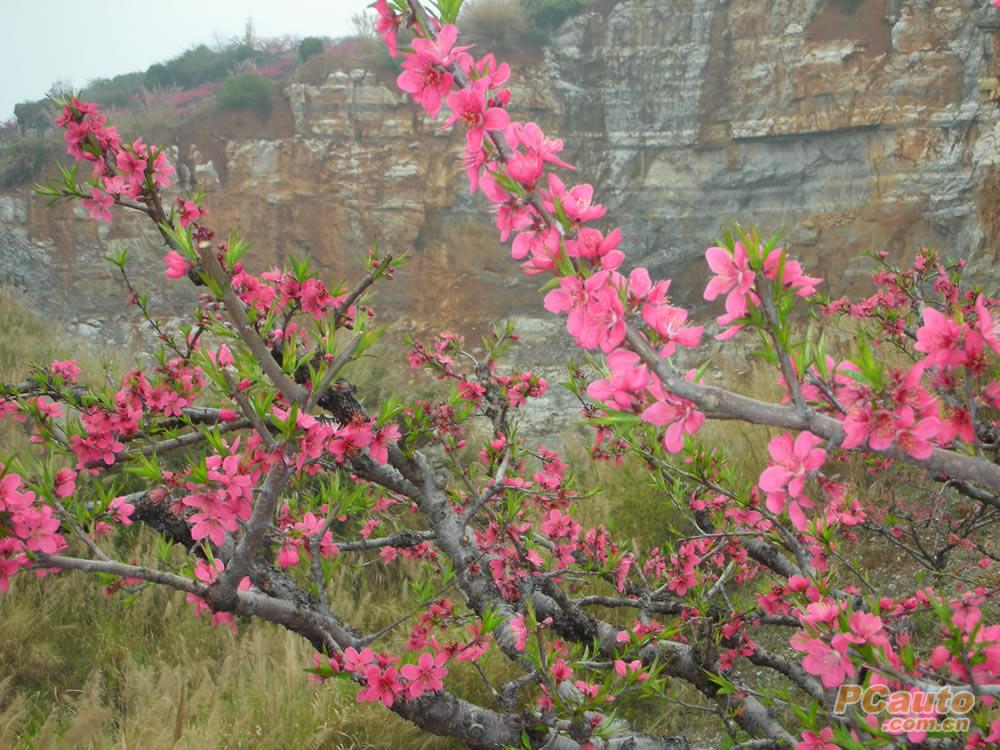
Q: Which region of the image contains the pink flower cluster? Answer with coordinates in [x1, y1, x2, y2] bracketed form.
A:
[55, 98, 174, 222]
[0, 465, 68, 590]
[185, 558, 251, 631]
[703, 242, 821, 340]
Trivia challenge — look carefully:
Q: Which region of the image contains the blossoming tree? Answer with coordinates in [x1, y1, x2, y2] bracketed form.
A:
[3, 1, 1000, 747]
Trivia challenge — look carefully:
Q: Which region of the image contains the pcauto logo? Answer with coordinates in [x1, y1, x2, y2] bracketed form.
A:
[833, 685, 974, 734]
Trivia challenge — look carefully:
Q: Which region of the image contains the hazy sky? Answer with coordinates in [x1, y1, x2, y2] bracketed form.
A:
[1, 0, 375, 120]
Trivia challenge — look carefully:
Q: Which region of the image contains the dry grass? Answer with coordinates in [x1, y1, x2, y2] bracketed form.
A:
[0, 528, 477, 749]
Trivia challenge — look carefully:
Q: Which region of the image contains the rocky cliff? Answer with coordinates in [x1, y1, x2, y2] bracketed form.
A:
[1, 0, 998, 412]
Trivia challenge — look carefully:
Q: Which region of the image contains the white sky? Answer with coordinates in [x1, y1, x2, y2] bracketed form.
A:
[1, 0, 374, 120]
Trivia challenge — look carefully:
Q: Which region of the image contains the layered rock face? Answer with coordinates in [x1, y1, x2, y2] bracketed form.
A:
[549, 0, 1000, 298]
[1, 0, 998, 380]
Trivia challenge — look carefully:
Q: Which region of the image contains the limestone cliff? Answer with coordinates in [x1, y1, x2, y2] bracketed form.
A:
[1, 0, 998, 385]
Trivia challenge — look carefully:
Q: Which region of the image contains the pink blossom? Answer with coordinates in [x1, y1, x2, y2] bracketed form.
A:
[546, 174, 605, 226]
[642, 394, 705, 453]
[867, 406, 940, 460]
[115, 148, 147, 183]
[510, 613, 528, 653]
[374, 0, 401, 57]
[704, 242, 755, 319]
[0, 538, 28, 592]
[357, 665, 403, 707]
[614, 659, 648, 682]
[328, 421, 374, 462]
[177, 200, 204, 228]
[369, 424, 401, 465]
[759, 431, 826, 498]
[343, 647, 376, 673]
[109, 496, 135, 525]
[396, 25, 471, 117]
[840, 405, 872, 449]
[188, 513, 230, 546]
[164, 251, 191, 280]
[566, 226, 624, 270]
[278, 541, 300, 568]
[150, 151, 174, 188]
[54, 468, 77, 498]
[796, 634, 855, 688]
[400, 652, 448, 697]
[543, 271, 626, 352]
[914, 307, 965, 368]
[796, 727, 838, 750]
[12, 505, 65, 554]
[50, 359, 81, 383]
[763, 248, 822, 297]
[504, 121, 573, 170]
[82, 189, 113, 222]
[504, 149, 544, 190]
[586, 349, 650, 412]
[445, 79, 510, 152]
[634, 274, 703, 356]
[841, 611, 889, 650]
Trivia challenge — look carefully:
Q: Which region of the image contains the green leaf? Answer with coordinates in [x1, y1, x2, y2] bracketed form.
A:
[705, 671, 737, 695]
[225, 230, 251, 267]
[434, 0, 465, 25]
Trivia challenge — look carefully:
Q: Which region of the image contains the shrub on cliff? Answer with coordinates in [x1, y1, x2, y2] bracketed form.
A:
[834, 0, 864, 13]
[299, 36, 325, 62]
[460, 0, 530, 53]
[215, 74, 275, 118]
[81, 72, 146, 110]
[520, 0, 584, 30]
[293, 38, 399, 85]
[146, 43, 264, 90]
[12, 100, 53, 134]
[0, 134, 60, 187]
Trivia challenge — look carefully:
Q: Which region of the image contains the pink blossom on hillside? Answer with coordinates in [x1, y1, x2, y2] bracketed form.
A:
[177, 199, 204, 228]
[374, 0, 401, 57]
[587, 348, 650, 412]
[510, 613, 528, 652]
[796, 728, 838, 750]
[545, 173, 605, 226]
[504, 121, 573, 170]
[641, 392, 704, 453]
[115, 147, 146, 184]
[357, 665, 403, 707]
[82, 189, 113, 222]
[704, 242, 755, 315]
[108, 496, 135, 526]
[444, 79, 510, 152]
[400, 652, 448, 697]
[54, 468, 77, 498]
[566, 226, 622, 269]
[12, 505, 65, 554]
[50, 359, 81, 383]
[396, 24, 472, 117]
[151, 151, 174, 188]
[544, 271, 626, 352]
[759, 431, 826, 499]
[0, 539, 28, 592]
[763, 248, 822, 297]
[914, 306, 966, 368]
[795, 633, 855, 688]
[164, 251, 191, 279]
